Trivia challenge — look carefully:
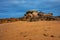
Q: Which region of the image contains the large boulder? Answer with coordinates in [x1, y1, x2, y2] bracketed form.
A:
[25, 10, 39, 17]
[24, 10, 39, 21]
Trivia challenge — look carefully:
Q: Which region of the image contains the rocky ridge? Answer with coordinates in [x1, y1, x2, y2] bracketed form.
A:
[0, 10, 60, 24]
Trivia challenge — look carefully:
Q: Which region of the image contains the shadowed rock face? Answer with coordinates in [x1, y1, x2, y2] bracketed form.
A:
[38, 12, 53, 17]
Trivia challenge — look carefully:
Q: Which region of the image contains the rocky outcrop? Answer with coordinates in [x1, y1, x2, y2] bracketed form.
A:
[0, 10, 60, 24]
[22, 10, 39, 21]
[22, 10, 60, 21]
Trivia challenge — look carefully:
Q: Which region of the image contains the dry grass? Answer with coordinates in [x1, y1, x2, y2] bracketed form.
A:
[0, 21, 60, 40]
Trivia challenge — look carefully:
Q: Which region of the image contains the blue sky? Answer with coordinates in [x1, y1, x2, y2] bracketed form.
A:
[0, 0, 60, 18]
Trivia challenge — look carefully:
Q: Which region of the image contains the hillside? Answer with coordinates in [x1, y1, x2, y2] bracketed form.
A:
[0, 21, 60, 40]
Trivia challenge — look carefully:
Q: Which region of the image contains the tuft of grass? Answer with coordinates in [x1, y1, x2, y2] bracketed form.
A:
[20, 32, 23, 34]
[44, 30, 48, 31]
[23, 35, 27, 37]
[43, 34, 48, 37]
[50, 35, 55, 37]
[58, 36, 60, 38]
[29, 39, 32, 40]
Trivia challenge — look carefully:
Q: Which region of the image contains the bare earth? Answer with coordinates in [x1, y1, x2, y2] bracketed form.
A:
[0, 21, 60, 40]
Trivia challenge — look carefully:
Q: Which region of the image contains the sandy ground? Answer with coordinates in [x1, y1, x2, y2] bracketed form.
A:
[0, 21, 60, 40]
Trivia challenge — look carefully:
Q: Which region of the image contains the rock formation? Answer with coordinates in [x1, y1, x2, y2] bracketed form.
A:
[22, 10, 60, 21]
[0, 10, 60, 24]
[23, 10, 39, 21]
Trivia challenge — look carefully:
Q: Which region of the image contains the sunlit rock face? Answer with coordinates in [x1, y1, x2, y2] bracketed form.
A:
[25, 10, 39, 18]
[23, 10, 39, 21]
